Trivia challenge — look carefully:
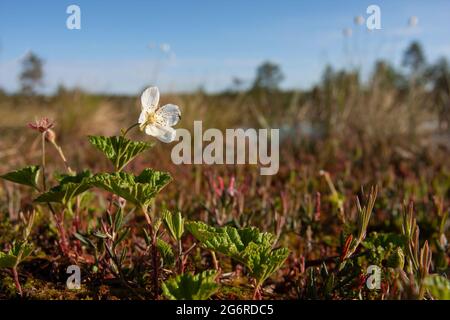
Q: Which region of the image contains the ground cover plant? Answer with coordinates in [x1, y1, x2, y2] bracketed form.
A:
[0, 41, 449, 300]
[0, 87, 290, 300]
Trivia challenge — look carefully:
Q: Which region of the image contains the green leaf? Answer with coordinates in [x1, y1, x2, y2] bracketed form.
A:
[0, 165, 40, 189]
[424, 275, 450, 300]
[88, 135, 152, 171]
[90, 169, 171, 210]
[386, 247, 405, 269]
[157, 238, 175, 267]
[34, 171, 93, 205]
[114, 228, 130, 248]
[242, 243, 289, 286]
[324, 273, 335, 296]
[363, 232, 407, 250]
[185, 221, 274, 256]
[119, 248, 128, 266]
[11, 242, 34, 260]
[163, 210, 184, 241]
[93, 231, 109, 239]
[185, 221, 289, 285]
[162, 270, 219, 300]
[0, 252, 17, 269]
[0, 241, 34, 269]
[143, 229, 151, 246]
[74, 232, 91, 246]
[114, 207, 124, 231]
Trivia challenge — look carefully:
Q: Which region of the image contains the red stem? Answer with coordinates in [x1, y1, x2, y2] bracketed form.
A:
[252, 283, 262, 300]
[12, 267, 23, 297]
[151, 234, 159, 299]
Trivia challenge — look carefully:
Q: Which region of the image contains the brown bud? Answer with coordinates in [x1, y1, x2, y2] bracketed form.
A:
[341, 234, 353, 261]
[45, 129, 56, 143]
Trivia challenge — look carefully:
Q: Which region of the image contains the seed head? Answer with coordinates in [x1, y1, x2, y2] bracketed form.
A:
[28, 117, 54, 133]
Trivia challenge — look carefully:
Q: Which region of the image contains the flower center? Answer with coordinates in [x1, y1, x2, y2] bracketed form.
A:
[140, 112, 157, 130]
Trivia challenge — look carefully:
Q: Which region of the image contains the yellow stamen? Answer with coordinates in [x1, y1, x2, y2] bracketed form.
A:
[140, 112, 157, 131]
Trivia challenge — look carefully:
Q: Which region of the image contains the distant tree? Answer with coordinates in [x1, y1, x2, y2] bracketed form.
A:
[19, 51, 44, 95]
[321, 65, 334, 87]
[426, 57, 450, 94]
[319, 65, 360, 92]
[230, 77, 245, 93]
[56, 84, 68, 96]
[252, 61, 284, 91]
[319, 65, 335, 106]
[402, 41, 426, 75]
[371, 60, 405, 89]
[425, 57, 450, 130]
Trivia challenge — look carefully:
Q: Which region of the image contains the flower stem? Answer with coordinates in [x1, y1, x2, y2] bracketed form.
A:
[51, 141, 74, 174]
[48, 204, 70, 257]
[177, 239, 184, 274]
[211, 251, 219, 270]
[122, 122, 140, 137]
[252, 281, 262, 300]
[12, 267, 23, 297]
[151, 232, 159, 299]
[41, 133, 47, 191]
[141, 206, 159, 299]
[39, 131, 72, 258]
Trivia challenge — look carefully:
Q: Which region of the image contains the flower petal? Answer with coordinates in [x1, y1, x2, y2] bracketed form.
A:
[155, 104, 181, 127]
[138, 110, 147, 124]
[144, 124, 177, 143]
[141, 87, 159, 112]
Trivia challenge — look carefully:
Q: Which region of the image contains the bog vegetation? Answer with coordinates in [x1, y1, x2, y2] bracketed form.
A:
[0, 41, 449, 300]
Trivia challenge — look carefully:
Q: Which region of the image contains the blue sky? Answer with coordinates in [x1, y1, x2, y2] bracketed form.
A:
[0, 0, 449, 94]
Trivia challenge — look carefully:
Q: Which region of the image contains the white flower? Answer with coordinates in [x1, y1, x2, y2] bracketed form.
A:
[138, 87, 181, 143]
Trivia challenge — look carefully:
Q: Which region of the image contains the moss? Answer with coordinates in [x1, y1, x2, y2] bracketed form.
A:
[216, 284, 253, 300]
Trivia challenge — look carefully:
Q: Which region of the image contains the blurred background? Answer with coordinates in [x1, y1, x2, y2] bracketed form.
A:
[1, 1, 449, 154]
